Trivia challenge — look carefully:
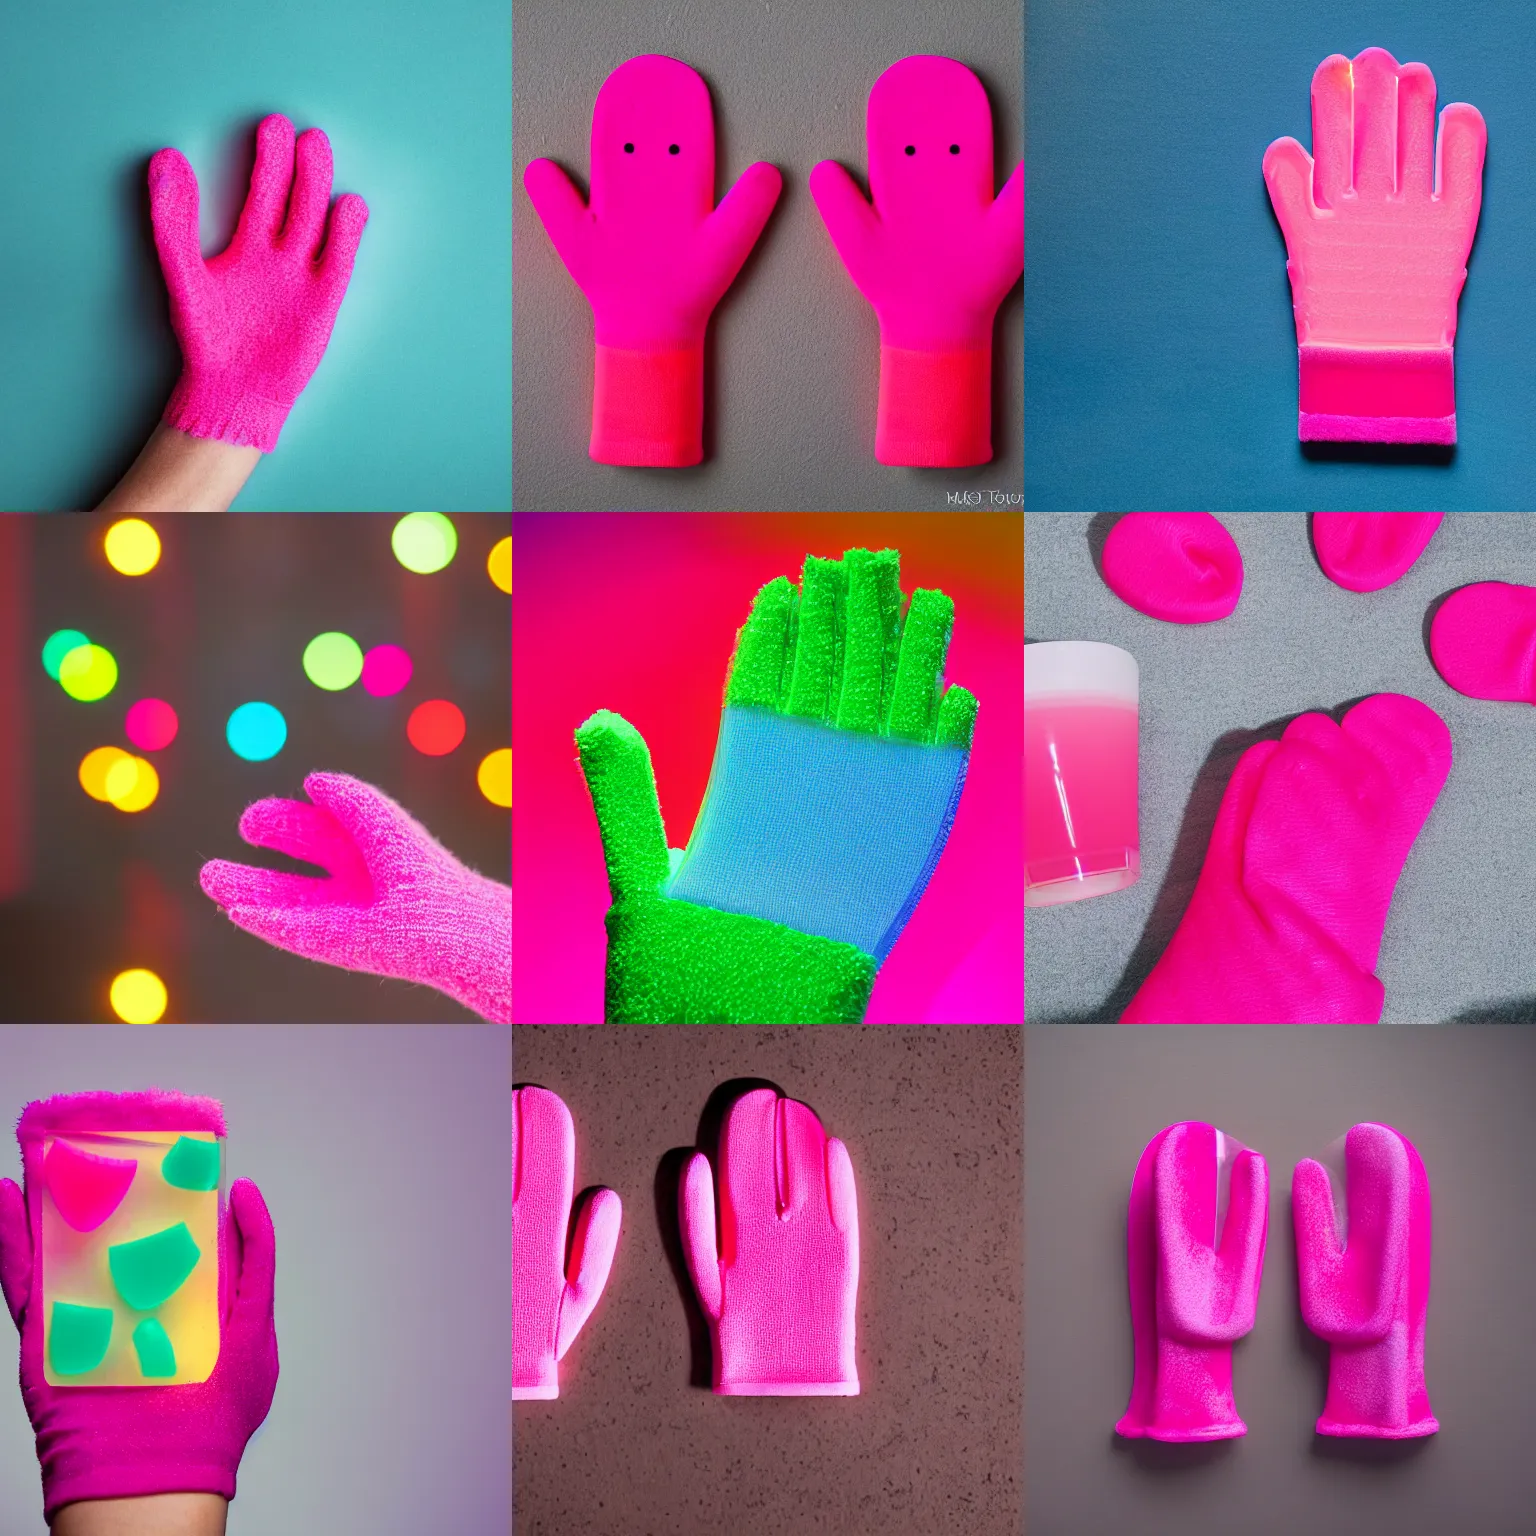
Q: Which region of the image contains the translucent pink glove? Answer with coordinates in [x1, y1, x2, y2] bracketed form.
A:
[1313, 512, 1444, 592]
[680, 1087, 858, 1396]
[1431, 582, 1536, 702]
[512, 1088, 621, 1401]
[199, 772, 511, 1023]
[524, 55, 783, 467]
[1101, 513, 1244, 623]
[1117, 1122, 1268, 1442]
[0, 1092, 278, 1521]
[1294, 1123, 1438, 1438]
[810, 55, 1023, 467]
[1264, 48, 1486, 444]
[1121, 694, 1453, 1025]
[150, 113, 369, 452]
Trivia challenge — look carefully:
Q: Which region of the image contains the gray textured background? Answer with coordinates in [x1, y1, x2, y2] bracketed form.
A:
[0, 1026, 512, 1535]
[512, 1025, 1022, 1534]
[1026, 1025, 1536, 1536]
[1024, 512, 1536, 1023]
[512, 0, 1022, 511]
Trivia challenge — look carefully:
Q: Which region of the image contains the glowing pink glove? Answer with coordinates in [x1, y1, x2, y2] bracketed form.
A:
[1117, 1122, 1268, 1442]
[512, 1088, 621, 1401]
[199, 772, 511, 1023]
[1264, 48, 1485, 444]
[0, 1092, 277, 1521]
[811, 55, 1023, 467]
[680, 1087, 858, 1396]
[524, 55, 782, 467]
[1294, 1123, 1438, 1438]
[1431, 582, 1536, 702]
[150, 113, 369, 452]
[1101, 513, 1244, 623]
[1121, 694, 1453, 1025]
[1313, 512, 1444, 592]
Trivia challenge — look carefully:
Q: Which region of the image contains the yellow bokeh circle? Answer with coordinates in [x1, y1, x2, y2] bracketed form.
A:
[58, 644, 118, 702]
[477, 748, 511, 807]
[104, 755, 159, 812]
[104, 519, 162, 576]
[110, 969, 168, 1024]
[79, 746, 133, 801]
[488, 536, 511, 593]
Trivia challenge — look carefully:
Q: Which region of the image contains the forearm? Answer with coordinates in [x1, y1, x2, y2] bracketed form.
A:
[95, 424, 260, 513]
[52, 1493, 228, 1536]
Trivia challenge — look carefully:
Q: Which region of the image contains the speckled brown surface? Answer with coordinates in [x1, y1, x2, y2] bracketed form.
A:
[513, 1026, 1022, 1535]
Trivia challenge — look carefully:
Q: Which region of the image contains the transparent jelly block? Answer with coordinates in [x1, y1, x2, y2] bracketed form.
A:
[41, 1129, 223, 1386]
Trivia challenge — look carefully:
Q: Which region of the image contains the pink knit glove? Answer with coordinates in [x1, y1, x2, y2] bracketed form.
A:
[1294, 1123, 1438, 1438]
[1121, 695, 1453, 1025]
[199, 772, 511, 1023]
[811, 55, 1024, 467]
[150, 113, 369, 452]
[524, 55, 782, 467]
[512, 1088, 621, 1401]
[680, 1087, 859, 1396]
[1313, 513, 1444, 592]
[0, 1092, 278, 1522]
[1117, 1122, 1268, 1442]
[1101, 513, 1245, 623]
[1264, 48, 1485, 444]
[1431, 582, 1536, 702]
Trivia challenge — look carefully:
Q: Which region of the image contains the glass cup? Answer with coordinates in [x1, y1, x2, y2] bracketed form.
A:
[1025, 641, 1140, 907]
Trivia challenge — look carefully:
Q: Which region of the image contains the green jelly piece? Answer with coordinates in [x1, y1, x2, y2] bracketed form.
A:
[132, 1317, 177, 1378]
[109, 1222, 201, 1311]
[161, 1136, 220, 1192]
[50, 1302, 113, 1376]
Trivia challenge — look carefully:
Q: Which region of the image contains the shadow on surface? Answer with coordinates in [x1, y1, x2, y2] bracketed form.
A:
[1109, 1431, 1238, 1471]
[1301, 441, 1454, 467]
[1446, 997, 1536, 1023]
[1420, 586, 1468, 675]
[1087, 512, 1123, 584]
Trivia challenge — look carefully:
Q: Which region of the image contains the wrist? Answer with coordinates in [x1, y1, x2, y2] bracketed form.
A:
[51, 1492, 228, 1536]
[875, 344, 992, 467]
[1319, 1332, 1437, 1437]
[165, 371, 291, 455]
[590, 344, 705, 466]
[1296, 343, 1456, 444]
[1148, 1337, 1245, 1440]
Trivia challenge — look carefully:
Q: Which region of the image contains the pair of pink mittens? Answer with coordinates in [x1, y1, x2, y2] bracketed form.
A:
[524, 54, 1023, 468]
[513, 1086, 859, 1400]
[1118, 1120, 1435, 1443]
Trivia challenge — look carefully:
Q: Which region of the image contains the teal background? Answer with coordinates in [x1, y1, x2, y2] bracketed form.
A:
[0, 0, 510, 511]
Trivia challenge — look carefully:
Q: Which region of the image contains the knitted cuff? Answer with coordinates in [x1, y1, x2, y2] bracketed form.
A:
[1297, 344, 1456, 445]
[44, 1462, 238, 1524]
[876, 345, 992, 467]
[164, 371, 288, 453]
[591, 344, 705, 467]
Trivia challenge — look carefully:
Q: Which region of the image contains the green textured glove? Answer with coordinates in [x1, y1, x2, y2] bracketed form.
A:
[576, 547, 977, 1024]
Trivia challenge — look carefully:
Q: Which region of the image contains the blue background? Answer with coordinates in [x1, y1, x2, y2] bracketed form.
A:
[0, 0, 509, 511]
[1026, 0, 1536, 510]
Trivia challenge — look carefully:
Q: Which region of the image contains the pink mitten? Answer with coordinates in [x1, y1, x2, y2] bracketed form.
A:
[810, 56, 1024, 466]
[1294, 1123, 1437, 1438]
[512, 1088, 621, 1401]
[199, 772, 511, 1023]
[150, 114, 369, 453]
[523, 55, 782, 467]
[0, 1092, 277, 1521]
[1264, 48, 1485, 444]
[1117, 1122, 1268, 1442]
[1430, 582, 1536, 702]
[1121, 694, 1453, 1025]
[1313, 513, 1444, 592]
[1101, 513, 1244, 623]
[680, 1087, 859, 1396]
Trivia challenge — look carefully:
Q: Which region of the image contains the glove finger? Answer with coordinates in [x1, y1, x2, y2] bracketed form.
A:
[1350, 47, 1399, 199]
[934, 684, 978, 750]
[826, 1138, 858, 1239]
[238, 113, 298, 245]
[147, 148, 207, 307]
[838, 547, 903, 735]
[779, 1097, 828, 1219]
[986, 161, 1024, 284]
[1436, 102, 1487, 224]
[887, 587, 955, 742]
[523, 157, 592, 278]
[573, 711, 671, 901]
[513, 1087, 576, 1212]
[679, 1152, 722, 1321]
[218, 901, 366, 969]
[1310, 53, 1354, 208]
[238, 796, 356, 871]
[201, 858, 354, 913]
[318, 193, 369, 306]
[784, 555, 848, 724]
[1217, 1148, 1269, 1299]
[0, 1178, 32, 1329]
[725, 574, 795, 710]
[302, 772, 430, 877]
[1398, 62, 1437, 200]
[697, 159, 782, 297]
[285, 126, 334, 257]
[1262, 136, 1317, 240]
[555, 1186, 621, 1360]
[224, 1178, 276, 1335]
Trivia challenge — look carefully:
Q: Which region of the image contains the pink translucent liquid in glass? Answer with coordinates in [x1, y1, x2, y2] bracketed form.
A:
[1025, 698, 1139, 900]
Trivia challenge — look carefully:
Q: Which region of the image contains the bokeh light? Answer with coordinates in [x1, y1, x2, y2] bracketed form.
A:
[110, 969, 168, 1024]
[105, 756, 159, 813]
[125, 698, 179, 751]
[58, 644, 118, 702]
[488, 536, 511, 593]
[79, 746, 133, 802]
[104, 519, 162, 576]
[302, 632, 364, 691]
[392, 512, 457, 573]
[477, 748, 511, 806]
[361, 643, 412, 697]
[42, 629, 90, 680]
[227, 702, 287, 761]
[407, 699, 466, 756]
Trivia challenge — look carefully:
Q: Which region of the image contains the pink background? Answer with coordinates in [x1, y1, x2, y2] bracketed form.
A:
[512, 512, 1022, 1023]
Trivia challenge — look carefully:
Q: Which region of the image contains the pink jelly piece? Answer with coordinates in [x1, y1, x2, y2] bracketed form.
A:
[1430, 582, 1536, 702]
[1101, 513, 1243, 624]
[42, 1139, 138, 1233]
[1312, 513, 1444, 592]
[360, 644, 412, 698]
[124, 698, 179, 752]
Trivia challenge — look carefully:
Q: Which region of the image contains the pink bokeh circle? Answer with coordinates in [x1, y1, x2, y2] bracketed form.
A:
[124, 698, 178, 752]
[362, 644, 413, 697]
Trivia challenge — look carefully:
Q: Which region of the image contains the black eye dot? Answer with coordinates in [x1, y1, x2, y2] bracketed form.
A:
[668, 143, 680, 155]
[623, 142, 634, 153]
[949, 143, 960, 155]
[904, 145, 915, 156]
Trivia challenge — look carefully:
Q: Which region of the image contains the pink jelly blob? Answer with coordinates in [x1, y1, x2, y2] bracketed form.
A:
[361, 644, 413, 698]
[43, 1138, 138, 1233]
[1102, 513, 1244, 624]
[124, 698, 179, 752]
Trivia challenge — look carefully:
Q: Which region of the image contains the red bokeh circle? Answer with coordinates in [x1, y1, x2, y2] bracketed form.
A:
[407, 699, 466, 756]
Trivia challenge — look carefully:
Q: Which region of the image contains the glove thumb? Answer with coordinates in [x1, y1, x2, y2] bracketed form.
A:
[0, 1178, 32, 1330]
